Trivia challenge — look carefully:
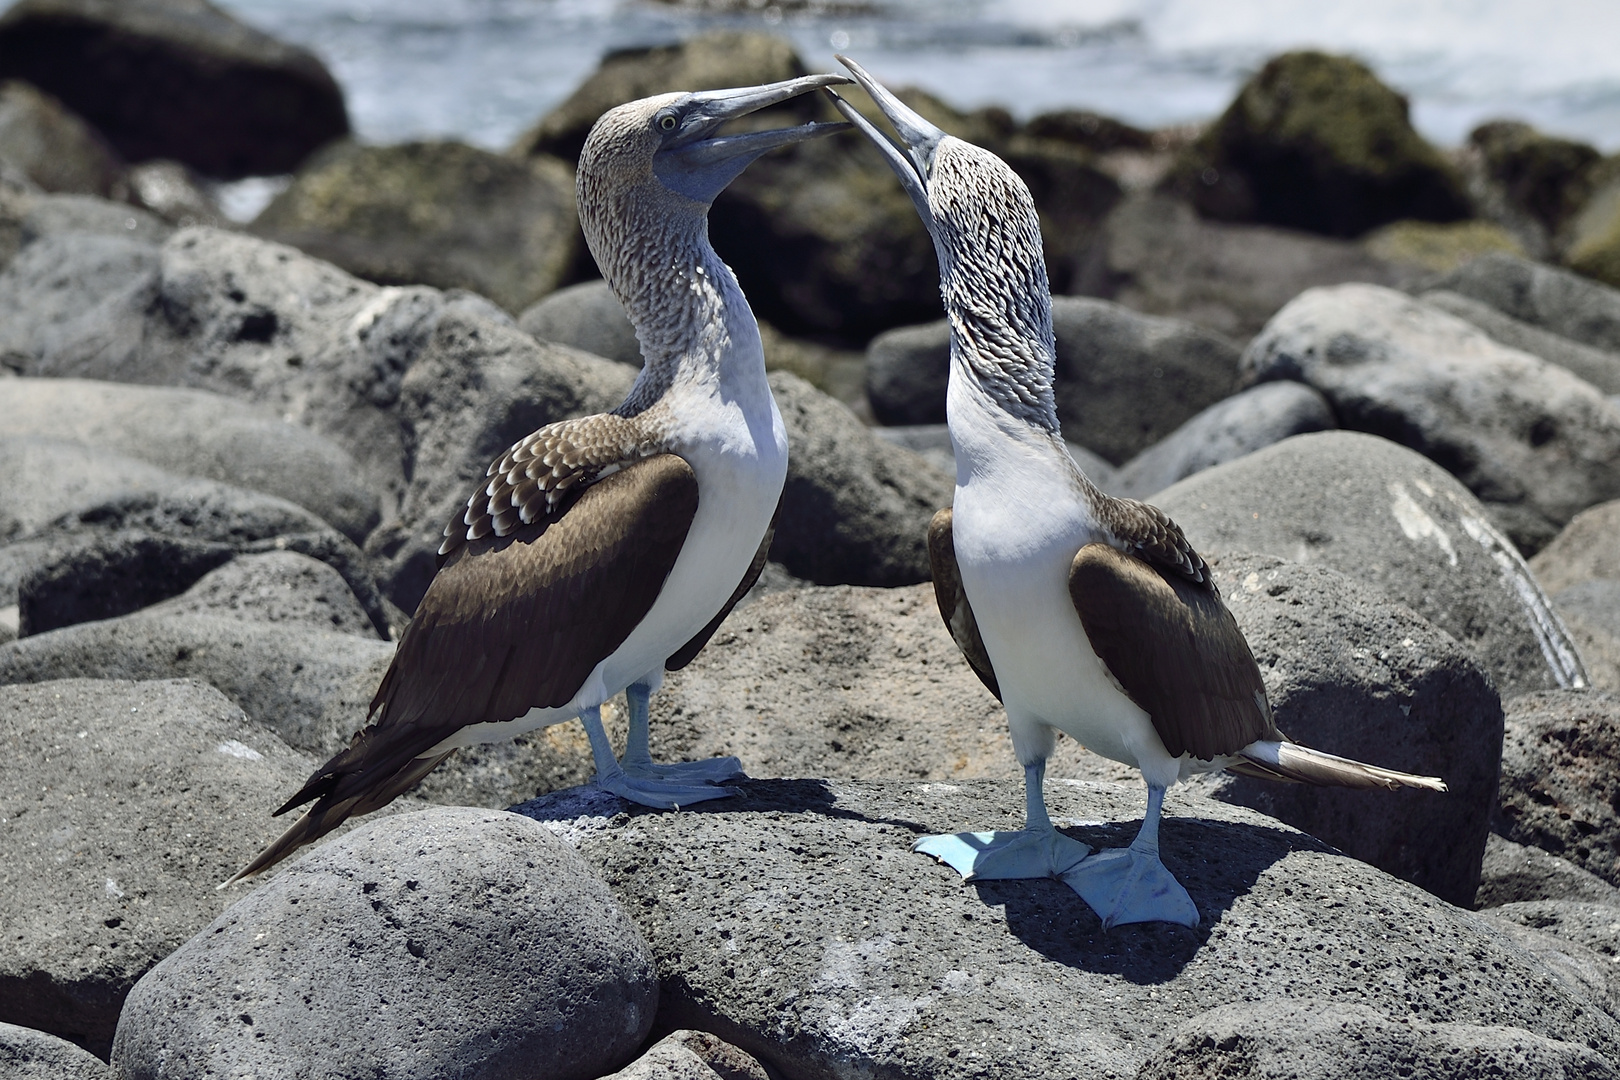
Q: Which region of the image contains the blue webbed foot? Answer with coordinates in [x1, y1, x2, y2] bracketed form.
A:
[915, 827, 1092, 881]
[621, 754, 746, 784]
[1061, 846, 1199, 929]
[592, 764, 736, 809]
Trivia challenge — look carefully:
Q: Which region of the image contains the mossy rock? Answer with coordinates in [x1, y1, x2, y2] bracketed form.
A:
[253, 139, 579, 313]
[1362, 219, 1525, 274]
[1565, 162, 1620, 290]
[1469, 120, 1602, 235]
[510, 30, 811, 164]
[1164, 50, 1470, 238]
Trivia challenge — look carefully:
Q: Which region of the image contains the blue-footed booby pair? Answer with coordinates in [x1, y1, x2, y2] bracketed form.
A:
[829, 58, 1446, 929]
[230, 73, 851, 883]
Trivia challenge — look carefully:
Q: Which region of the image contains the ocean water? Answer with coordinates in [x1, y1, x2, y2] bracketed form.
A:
[219, 0, 1620, 155]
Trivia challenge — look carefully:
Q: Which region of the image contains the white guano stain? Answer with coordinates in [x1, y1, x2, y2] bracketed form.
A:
[1388, 481, 1457, 567]
[216, 740, 263, 761]
[1457, 512, 1588, 689]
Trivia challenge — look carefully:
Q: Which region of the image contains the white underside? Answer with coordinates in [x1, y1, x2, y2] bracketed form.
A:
[425, 367, 788, 756]
[947, 379, 1218, 791]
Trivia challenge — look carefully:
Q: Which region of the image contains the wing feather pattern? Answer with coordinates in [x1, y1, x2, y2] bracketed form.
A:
[1069, 542, 1277, 761]
[927, 508, 1001, 700]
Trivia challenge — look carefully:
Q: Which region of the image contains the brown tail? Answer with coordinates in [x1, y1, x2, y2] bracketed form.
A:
[220, 750, 454, 889]
[1227, 739, 1446, 792]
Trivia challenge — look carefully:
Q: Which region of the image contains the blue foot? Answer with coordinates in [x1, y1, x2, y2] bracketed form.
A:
[915, 827, 1092, 881]
[1061, 846, 1199, 929]
[622, 754, 746, 784]
[593, 765, 735, 809]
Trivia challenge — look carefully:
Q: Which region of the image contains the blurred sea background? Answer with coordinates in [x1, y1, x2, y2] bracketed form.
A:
[218, 0, 1620, 164]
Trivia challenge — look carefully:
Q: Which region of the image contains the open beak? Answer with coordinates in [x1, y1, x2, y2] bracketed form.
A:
[654, 72, 852, 203]
[825, 55, 946, 234]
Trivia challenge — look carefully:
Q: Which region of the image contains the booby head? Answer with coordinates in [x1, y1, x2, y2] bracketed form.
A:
[827, 56, 1058, 432]
[578, 74, 850, 284]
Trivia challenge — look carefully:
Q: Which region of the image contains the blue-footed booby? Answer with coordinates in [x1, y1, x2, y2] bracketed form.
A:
[229, 73, 851, 883]
[829, 58, 1445, 929]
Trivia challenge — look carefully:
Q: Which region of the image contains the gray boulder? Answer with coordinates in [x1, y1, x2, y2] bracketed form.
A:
[0, 377, 381, 542]
[0, 231, 160, 381]
[864, 320, 948, 427]
[17, 532, 234, 636]
[0, 0, 348, 179]
[1422, 287, 1620, 396]
[1432, 251, 1620, 354]
[1477, 913, 1620, 1019]
[253, 139, 580, 314]
[112, 807, 658, 1080]
[143, 551, 377, 637]
[1532, 498, 1620, 593]
[1552, 580, 1620, 692]
[0, 79, 123, 198]
[517, 278, 641, 366]
[1155, 431, 1587, 697]
[1075, 192, 1416, 339]
[13, 191, 168, 246]
[1477, 834, 1620, 909]
[1244, 284, 1620, 551]
[0, 1021, 110, 1079]
[1496, 690, 1620, 888]
[1489, 900, 1620, 964]
[768, 371, 953, 586]
[0, 679, 316, 1056]
[602, 1030, 769, 1080]
[1137, 998, 1615, 1080]
[517, 778, 1620, 1079]
[1113, 380, 1336, 498]
[1190, 554, 1499, 906]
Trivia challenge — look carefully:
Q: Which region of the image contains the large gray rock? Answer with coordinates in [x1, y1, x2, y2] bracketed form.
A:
[142, 551, 377, 637]
[517, 278, 641, 366]
[1155, 431, 1588, 697]
[1477, 912, 1620, 1020]
[1113, 380, 1336, 498]
[253, 139, 580, 314]
[0, 1021, 110, 1079]
[1243, 284, 1620, 550]
[602, 1030, 769, 1080]
[517, 779, 1620, 1079]
[1137, 998, 1615, 1080]
[768, 371, 953, 587]
[0, 0, 348, 179]
[0, 79, 123, 198]
[1532, 498, 1620, 593]
[0, 377, 381, 542]
[1496, 690, 1620, 888]
[1422, 287, 1620, 396]
[1552, 580, 1620, 692]
[1477, 834, 1620, 909]
[1189, 554, 1499, 906]
[17, 531, 234, 636]
[0, 231, 161, 379]
[1490, 900, 1620, 965]
[0, 679, 316, 1056]
[112, 807, 658, 1080]
[1433, 252, 1620, 354]
[863, 299, 1245, 464]
[1075, 193, 1416, 339]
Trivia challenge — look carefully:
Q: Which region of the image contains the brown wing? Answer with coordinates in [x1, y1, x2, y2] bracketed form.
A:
[1093, 492, 1210, 585]
[280, 454, 699, 817]
[928, 508, 1001, 700]
[1069, 542, 1278, 761]
[665, 497, 780, 672]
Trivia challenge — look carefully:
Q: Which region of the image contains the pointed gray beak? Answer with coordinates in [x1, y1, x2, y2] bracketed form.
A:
[826, 55, 946, 233]
[654, 72, 852, 203]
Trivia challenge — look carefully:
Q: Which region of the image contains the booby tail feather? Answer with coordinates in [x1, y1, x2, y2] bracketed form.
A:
[1231, 740, 1447, 792]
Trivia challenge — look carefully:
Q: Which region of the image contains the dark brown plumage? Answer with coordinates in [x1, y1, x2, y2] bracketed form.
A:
[927, 507, 1000, 700]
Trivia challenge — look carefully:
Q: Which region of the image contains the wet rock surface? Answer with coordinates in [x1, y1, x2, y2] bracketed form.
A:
[113, 807, 658, 1080]
[1193, 554, 1500, 906]
[0, 679, 315, 1056]
[0, 0, 348, 179]
[1155, 431, 1586, 697]
[1243, 284, 1620, 549]
[517, 778, 1620, 1080]
[1495, 691, 1620, 888]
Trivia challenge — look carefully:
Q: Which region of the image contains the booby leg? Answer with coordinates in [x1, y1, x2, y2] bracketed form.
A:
[619, 681, 746, 783]
[581, 704, 735, 808]
[914, 761, 1092, 879]
[1060, 783, 1199, 929]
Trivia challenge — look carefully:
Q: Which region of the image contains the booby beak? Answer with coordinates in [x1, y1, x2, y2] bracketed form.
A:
[654, 72, 852, 203]
[825, 55, 945, 234]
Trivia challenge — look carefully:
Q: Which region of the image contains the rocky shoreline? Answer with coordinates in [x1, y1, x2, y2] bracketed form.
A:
[2, 1, 1620, 1077]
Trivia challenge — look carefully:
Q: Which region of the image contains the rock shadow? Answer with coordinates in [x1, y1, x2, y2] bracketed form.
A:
[975, 814, 1320, 984]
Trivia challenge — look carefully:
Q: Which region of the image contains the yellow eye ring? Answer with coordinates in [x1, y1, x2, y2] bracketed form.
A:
[659, 115, 677, 132]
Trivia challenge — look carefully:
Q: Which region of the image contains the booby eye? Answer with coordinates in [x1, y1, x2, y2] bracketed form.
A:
[658, 114, 678, 132]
